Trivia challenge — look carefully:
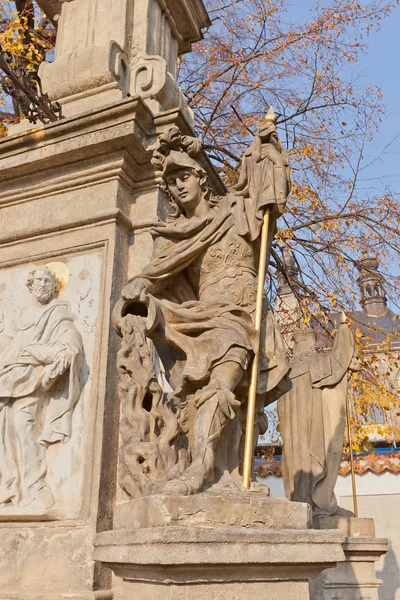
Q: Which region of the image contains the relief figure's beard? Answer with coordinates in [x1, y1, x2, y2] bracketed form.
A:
[34, 289, 53, 303]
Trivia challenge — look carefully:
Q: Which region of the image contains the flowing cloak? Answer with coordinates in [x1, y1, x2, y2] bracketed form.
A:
[278, 324, 356, 515]
[0, 299, 83, 444]
[121, 191, 290, 404]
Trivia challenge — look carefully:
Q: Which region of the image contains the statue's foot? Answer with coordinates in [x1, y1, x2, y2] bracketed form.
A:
[34, 485, 55, 510]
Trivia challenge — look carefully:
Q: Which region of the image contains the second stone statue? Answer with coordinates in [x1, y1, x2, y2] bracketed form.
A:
[113, 120, 291, 499]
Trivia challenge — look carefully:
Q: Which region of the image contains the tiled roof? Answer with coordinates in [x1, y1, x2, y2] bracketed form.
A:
[255, 449, 400, 478]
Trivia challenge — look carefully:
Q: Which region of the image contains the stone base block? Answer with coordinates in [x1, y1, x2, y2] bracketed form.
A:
[310, 516, 388, 600]
[114, 491, 312, 530]
[94, 526, 345, 600]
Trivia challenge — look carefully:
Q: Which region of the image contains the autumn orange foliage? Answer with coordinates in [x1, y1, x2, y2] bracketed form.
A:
[180, 0, 400, 447]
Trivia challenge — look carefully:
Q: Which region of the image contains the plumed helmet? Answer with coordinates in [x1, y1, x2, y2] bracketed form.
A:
[162, 150, 205, 178]
[151, 127, 206, 182]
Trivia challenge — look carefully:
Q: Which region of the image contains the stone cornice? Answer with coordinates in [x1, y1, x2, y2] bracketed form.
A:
[163, 0, 211, 54]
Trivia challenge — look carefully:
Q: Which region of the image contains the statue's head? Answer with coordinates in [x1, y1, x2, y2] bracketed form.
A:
[152, 127, 212, 218]
[26, 266, 60, 304]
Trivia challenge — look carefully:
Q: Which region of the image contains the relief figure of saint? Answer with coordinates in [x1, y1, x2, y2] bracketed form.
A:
[0, 266, 83, 511]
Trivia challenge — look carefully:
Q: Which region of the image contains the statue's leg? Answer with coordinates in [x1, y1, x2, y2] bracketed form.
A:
[164, 359, 245, 495]
[12, 393, 54, 509]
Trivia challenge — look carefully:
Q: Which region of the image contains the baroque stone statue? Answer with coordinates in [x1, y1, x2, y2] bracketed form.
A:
[0, 266, 83, 511]
[278, 322, 360, 516]
[114, 120, 291, 497]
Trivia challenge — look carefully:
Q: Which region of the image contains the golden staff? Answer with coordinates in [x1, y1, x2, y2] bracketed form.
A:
[341, 312, 359, 517]
[243, 107, 276, 489]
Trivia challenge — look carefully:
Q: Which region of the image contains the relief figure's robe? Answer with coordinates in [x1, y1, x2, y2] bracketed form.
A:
[0, 300, 82, 507]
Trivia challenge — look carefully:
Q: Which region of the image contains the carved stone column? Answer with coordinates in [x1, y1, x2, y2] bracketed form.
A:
[37, 0, 210, 119]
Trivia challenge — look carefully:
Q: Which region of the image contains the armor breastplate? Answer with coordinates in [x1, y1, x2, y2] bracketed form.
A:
[195, 232, 257, 308]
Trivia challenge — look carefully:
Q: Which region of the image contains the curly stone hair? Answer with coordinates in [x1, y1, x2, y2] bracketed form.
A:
[26, 266, 61, 295]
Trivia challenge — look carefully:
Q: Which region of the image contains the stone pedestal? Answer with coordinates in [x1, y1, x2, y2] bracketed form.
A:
[94, 494, 345, 600]
[309, 516, 388, 600]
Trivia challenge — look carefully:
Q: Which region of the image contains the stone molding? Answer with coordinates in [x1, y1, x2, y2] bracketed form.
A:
[310, 516, 388, 600]
[94, 525, 345, 600]
[37, 0, 210, 118]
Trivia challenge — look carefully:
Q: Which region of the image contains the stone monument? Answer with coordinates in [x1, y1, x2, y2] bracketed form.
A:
[0, 0, 386, 599]
[94, 101, 345, 600]
[0, 1, 214, 597]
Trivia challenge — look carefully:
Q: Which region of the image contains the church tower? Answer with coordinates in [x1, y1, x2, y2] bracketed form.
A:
[355, 255, 388, 318]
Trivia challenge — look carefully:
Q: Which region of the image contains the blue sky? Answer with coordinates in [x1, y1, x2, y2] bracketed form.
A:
[288, 1, 400, 184]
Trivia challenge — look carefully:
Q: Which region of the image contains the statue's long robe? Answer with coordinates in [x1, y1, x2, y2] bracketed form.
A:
[278, 324, 355, 515]
[0, 300, 82, 506]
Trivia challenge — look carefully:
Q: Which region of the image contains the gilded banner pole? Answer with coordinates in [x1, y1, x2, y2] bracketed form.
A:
[242, 107, 276, 490]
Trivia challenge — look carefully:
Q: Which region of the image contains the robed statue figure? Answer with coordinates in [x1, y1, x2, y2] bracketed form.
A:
[278, 323, 360, 516]
[114, 121, 291, 497]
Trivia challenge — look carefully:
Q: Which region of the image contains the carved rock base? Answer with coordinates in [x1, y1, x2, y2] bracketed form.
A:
[94, 525, 345, 600]
[114, 491, 312, 530]
[309, 516, 388, 600]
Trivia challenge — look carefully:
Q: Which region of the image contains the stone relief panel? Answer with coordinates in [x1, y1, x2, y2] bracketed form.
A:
[0, 251, 102, 520]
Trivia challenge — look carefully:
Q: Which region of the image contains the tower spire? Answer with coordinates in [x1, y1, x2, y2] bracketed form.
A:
[355, 255, 388, 318]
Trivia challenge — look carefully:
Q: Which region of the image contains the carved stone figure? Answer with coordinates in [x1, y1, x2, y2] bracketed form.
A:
[278, 323, 360, 516]
[0, 266, 83, 511]
[114, 122, 292, 498]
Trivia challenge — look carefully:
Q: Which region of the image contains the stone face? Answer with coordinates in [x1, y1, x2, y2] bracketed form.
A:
[114, 492, 312, 530]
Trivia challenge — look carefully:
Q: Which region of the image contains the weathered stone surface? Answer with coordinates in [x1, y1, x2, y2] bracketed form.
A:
[95, 526, 345, 600]
[0, 524, 112, 600]
[314, 515, 376, 537]
[38, 0, 210, 118]
[310, 516, 388, 600]
[114, 492, 312, 530]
